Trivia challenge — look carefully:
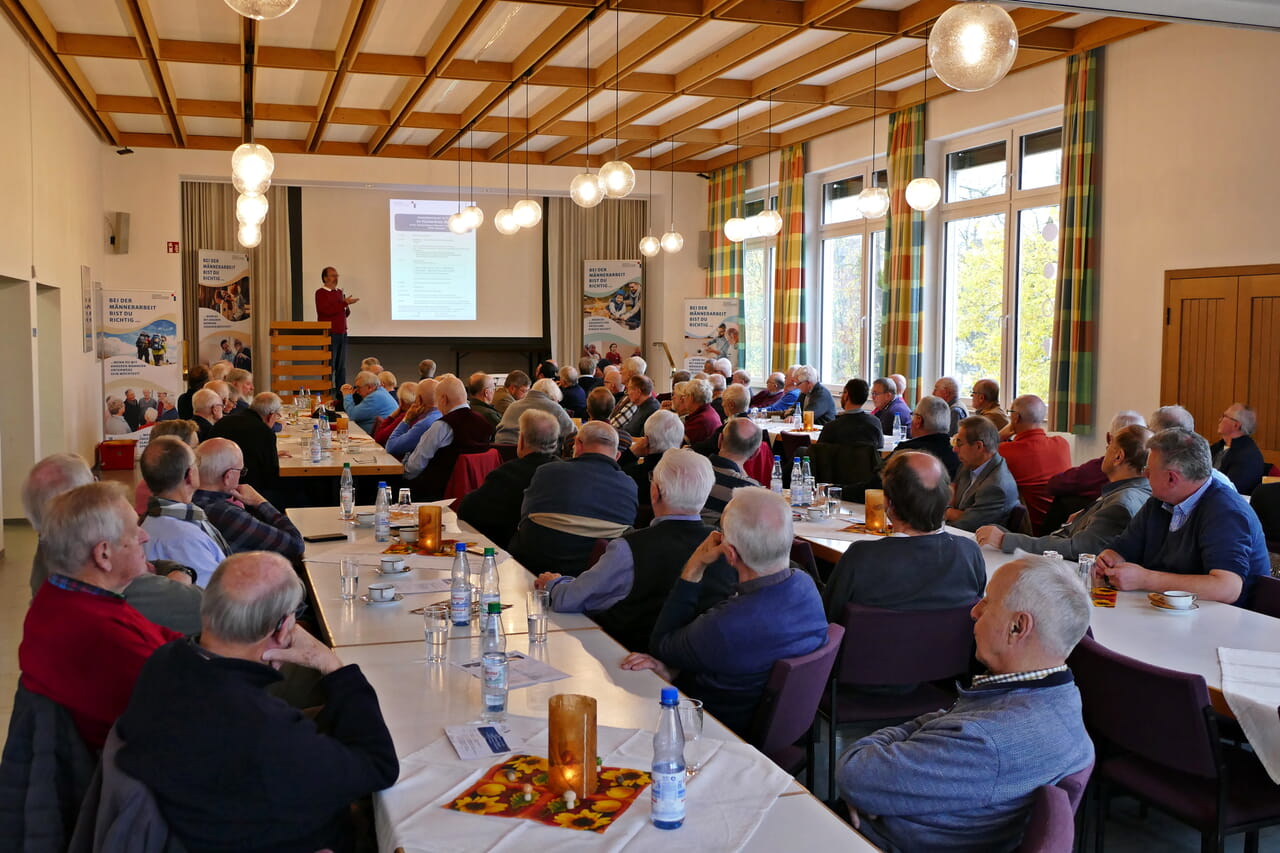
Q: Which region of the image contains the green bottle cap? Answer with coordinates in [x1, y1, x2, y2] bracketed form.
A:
[484, 547, 495, 556]
[487, 601, 501, 613]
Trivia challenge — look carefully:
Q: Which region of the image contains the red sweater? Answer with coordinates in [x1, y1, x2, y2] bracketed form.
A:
[19, 581, 181, 749]
[315, 286, 349, 334]
[684, 403, 723, 445]
[372, 409, 406, 446]
[998, 428, 1072, 533]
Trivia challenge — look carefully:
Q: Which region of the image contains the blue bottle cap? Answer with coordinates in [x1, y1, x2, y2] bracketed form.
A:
[377, 481, 387, 488]
[660, 687, 679, 705]
[456, 542, 467, 552]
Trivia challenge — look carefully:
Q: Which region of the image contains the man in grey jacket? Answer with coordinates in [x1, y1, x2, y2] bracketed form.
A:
[975, 424, 1153, 559]
[944, 416, 1019, 532]
[837, 556, 1094, 852]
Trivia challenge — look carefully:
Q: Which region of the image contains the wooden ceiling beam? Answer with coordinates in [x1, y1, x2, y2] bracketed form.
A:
[714, 0, 802, 27]
[257, 45, 337, 72]
[306, 0, 380, 152]
[350, 52, 426, 76]
[56, 33, 142, 60]
[120, 0, 186, 146]
[1073, 16, 1164, 52]
[158, 38, 241, 65]
[99, 94, 163, 115]
[750, 30, 884, 97]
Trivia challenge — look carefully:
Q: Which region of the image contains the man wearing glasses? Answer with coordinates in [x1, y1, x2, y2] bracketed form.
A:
[1211, 403, 1267, 495]
[870, 376, 912, 437]
[970, 378, 1009, 431]
[192, 438, 304, 561]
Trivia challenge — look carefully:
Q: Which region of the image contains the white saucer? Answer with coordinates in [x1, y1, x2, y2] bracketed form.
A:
[360, 593, 405, 606]
[375, 565, 411, 575]
[1151, 601, 1198, 614]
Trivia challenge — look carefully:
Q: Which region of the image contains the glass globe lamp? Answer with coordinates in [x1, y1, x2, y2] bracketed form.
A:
[494, 208, 520, 235]
[905, 178, 942, 211]
[235, 192, 268, 225]
[598, 160, 636, 198]
[223, 0, 298, 20]
[236, 222, 262, 248]
[513, 199, 543, 228]
[756, 209, 783, 237]
[460, 205, 484, 231]
[928, 1, 1019, 93]
[231, 143, 274, 195]
[447, 212, 468, 234]
[569, 172, 604, 208]
[857, 186, 890, 219]
[724, 216, 749, 243]
[660, 229, 684, 253]
[639, 235, 661, 257]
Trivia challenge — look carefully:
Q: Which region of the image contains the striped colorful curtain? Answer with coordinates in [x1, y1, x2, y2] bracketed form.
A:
[1049, 49, 1103, 434]
[880, 104, 926, 400]
[706, 164, 744, 298]
[771, 143, 806, 367]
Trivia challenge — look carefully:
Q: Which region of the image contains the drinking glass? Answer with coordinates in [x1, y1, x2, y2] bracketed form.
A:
[813, 483, 829, 517]
[827, 486, 843, 518]
[397, 488, 412, 511]
[423, 604, 450, 662]
[339, 557, 359, 601]
[527, 589, 550, 643]
[679, 698, 705, 776]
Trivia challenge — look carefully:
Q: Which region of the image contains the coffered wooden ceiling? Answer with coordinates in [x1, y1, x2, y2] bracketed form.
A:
[1, 0, 1163, 171]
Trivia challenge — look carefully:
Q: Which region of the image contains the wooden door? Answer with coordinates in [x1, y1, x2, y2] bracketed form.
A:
[1161, 275, 1239, 438]
[1236, 274, 1280, 466]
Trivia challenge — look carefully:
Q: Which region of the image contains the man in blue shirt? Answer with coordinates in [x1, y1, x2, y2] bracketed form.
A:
[341, 371, 397, 435]
[1095, 428, 1269, 606]
[764, 365, 802, 412]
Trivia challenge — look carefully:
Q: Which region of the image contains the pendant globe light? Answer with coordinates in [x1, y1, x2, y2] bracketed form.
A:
[231, 143, 273, 194]
[723, 106, 749, 244]
[447, 145, 468, 234]
[223, 0, 297, 21]
[236, 221, 262, 248]
[638, 142, 661, 257]
[753, 91, 783, 238]
[856, 45, 890, 220]
[459, 127, 484, 231]
[928, 1, 1019, 93]
[512, 77, 543, 229]
[494, 96, 519, 235]
[660, 143, 683, 253]
[598, 6, 635, 199]
[235, 192, 268, 225]
[570, 15, 605, 208]
[905, 43, 942, 212]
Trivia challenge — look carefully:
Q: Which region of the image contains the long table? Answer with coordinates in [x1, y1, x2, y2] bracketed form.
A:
[277, 418, 403, 478]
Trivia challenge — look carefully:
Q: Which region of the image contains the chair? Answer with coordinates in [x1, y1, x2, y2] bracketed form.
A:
[743, 441, 774, 488]
[492, 442, 519, 463]
[806, 442, 882, 500]
[1249, 575, 1280, 618]
[443, 449, 502, 501]
[822, 601, 978, 798]
[1251, 482, 1280, 552]
[789, 538, 822, 588]
[1006, 503, 1033, 536]
[1068, 634, 1280, 853]
[69, 727, 186, 853]
[776, 432, 813, 487]
[585, 537, 610, 571]
[750, 624, 844, 791]
[1015, 784, 1075, 853]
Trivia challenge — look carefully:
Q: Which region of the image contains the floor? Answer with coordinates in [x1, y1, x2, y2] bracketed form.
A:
[0, 519, 1276, 850]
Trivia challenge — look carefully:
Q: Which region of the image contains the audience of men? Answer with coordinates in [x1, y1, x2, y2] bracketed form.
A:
[418, 358, 437, 379]
[371, 382, 416, 447]
[492, 370, 530, 413]
[870, 376, 912, 437]
[890, 395, 961, 477]
[139, 437, 230, 587]
[620, 488, 827, 737]
[824, 452, 985, 620]
[765, 367, 802, 412]
[997, 395, 1072, 532]
[193, 438, 305, 560]
[819, 379, 884, 450]
[978, 425, 1153, 560]
[458, 410, 563, 548]
[536, 450, 736, 653]
[117, 552, 398, 853]
[511, 421, 637, 577]
[583, 385, 633, 456]
[679, 377, 722, 445]
[624, 410, 686, 512]
[558, 365, 587, 418]
[210, 391, 284, 500]
[932, 376, 968, 436]
[403, 376, 494, 498]
[691, 383, 749, 455]
[970, 378, 1009, 430]
[1212, 402, 1267, 494]
[190, 387, 223, 442]
[611, 374, 661, 437]
[703, 418, 764, 525]
[386, 378, 440, 459]
[19, 482, 183, 749]
[945, 416, 1019, 532]
[466, 372, 503, 428]
[341, 370, 397, 435]
[837, 556, 1093, 852]
[1043, 410, 1146, 530]
[796, 365, 838, 425]
[1094, 428, 1269, 606]
[494, 377, 575, 446]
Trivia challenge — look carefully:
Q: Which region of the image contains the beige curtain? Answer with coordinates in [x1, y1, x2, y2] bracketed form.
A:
[180, 181, 292, 387]
[545, 197, 646, 364]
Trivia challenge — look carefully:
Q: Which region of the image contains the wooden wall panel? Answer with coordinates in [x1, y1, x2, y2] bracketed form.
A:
[1239, 275, 1280, 466]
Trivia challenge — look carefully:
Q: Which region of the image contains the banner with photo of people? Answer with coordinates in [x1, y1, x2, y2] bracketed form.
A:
[682, 298, 742, 372]
[196, 249, 253, 372]
[98, 289, 183, 441]
[581, 259, 643, 369]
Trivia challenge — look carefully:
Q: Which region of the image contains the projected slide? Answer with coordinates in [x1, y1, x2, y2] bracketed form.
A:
[389, 198, 476, 321]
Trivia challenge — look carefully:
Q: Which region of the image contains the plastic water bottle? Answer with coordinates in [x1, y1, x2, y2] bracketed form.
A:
[893, 413, 906, 442]
[651, 686, 687, 829]
[319, 412, 332, 450]
[374, 480, 391, 542]
[450, 543, 471, 626]
[770, 457, 783, 494]
[310, 424, 322, 463]
[480, 547, 500, 610]
[792, 408, 802, 429]
[481, 603, 508, 722]
[469, 550, 483, 609]
[790, 458, 804, 505]
[339, 462, 354, 519]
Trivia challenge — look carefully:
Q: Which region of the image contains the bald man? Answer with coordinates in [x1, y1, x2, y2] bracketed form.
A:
[403, 375, 494, 498]
[998, 394, 1071, 532]
[117, 552, 398, 853]
[386, 378, 441, 459]
[193, 438, 304, 560]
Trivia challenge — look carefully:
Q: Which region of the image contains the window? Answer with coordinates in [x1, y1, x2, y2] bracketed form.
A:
[742, 244, 774, 383]
[941, 123, 1062, 403]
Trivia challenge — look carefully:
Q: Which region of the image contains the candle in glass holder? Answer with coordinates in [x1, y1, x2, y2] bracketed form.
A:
[417, 505, 442, 554]
[865, 489, 887, 533]
[548, 694, 597, 799]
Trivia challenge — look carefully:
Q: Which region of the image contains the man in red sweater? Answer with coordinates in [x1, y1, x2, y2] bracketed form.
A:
[998, 395, 1072, 534]
[315, 266, 359, 388]
[19, 481, 181, 750]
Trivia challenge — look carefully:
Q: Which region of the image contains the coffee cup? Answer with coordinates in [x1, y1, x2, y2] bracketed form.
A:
[368, 582, 396, 602]
[398, 526, 419, 546]
[380, 556, 406, 573]
[355, 512, 375, 527]
[807, 506, 825, 521]
[1160, 590, 1197, 609]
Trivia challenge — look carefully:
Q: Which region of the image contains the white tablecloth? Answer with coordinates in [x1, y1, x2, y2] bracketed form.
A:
[1218, 647, 1280, 783]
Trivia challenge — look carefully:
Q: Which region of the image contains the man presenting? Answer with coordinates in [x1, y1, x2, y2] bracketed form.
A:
[315, 266, 358, 388]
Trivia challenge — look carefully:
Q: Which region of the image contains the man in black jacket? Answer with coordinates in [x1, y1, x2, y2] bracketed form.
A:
[796, 365, 838, 425]
[457, 408, 562, 548]
[889, 395, 961, 478]
[209, 391, 285, 505]
[817, 379, 884, 450]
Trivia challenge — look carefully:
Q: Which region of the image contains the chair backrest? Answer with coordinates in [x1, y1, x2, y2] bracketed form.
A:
[1250, 575, 1280, 619]
[1006, 503, 1032, 535]
[585, 537, 610, 571]
[837, 602, 977, 686]
[807, 442, 881, 496]
[1054, 762, 1092, 813]
[1068, 634, 1218, 779]
[69, 727, 186, 853]
[1015, 784, 1074, 853]
[443, 449, 502, 500]
[789, 538, 822, 587]
[1251, 482, 1280, 550]
[492, 442, 519, 462]
[751, 624, 845, 761]
[743, 441, 774, 488]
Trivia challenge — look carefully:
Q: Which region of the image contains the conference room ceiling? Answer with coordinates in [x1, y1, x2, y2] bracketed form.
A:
[2, 0, 1170, 172]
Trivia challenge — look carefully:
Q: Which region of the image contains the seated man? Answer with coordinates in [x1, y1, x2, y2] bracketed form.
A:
[341, 370, 398, 435]
[978, 425, 1153, 560]
[372, 382, 417, 446]
[602, 366, 626, 404]
[193, 438, 304, 560]
[140, 437, 230, 587]
[535, 450, 736, 653]
[105, 399, 131, 435]
[418, 358, 437, 379]
[679, 377, 722, 445]
[818, 379, 884, 450]
[658, 369, 690, 405]
[998, 395, 1072, 532]
[23, 452, 95, 597]
[457, 410, 563, 548]
[558, 365, 587, 418]
[623, 409, 686, 512]
[492, 369, 530, 414]
[731, 369, 751, 388]
[621, 488, 827, 737]
[582, 385, 633, 457]
[932, 376, 967, 436]
[1095, 428, 1269, 606]
[837, 556, 1093, 853]
[1212, 402, 1267, 494]
[386, 378, 440, 459]
[870, 376, 912, 437]
[945, 416, 1019, 533]
[19, 482, 182, 750]
[796, 365, 838, 425]
[467, 372, 503, 428]
[890, 395, 961, 478]
[612, 374, 661, 437]
[702, 418, 763, 526]
[191, 387, 224, 443]
[691, 383, 749, 455]
[577, 356, 603, 394]
[825, 452, 985, 620]
[1043, 410, 1146, 529]
[751, 372, 787, 409]
[510, 421, 637, 577]
[764, 366, 802, 412]
[970, 378, 1009, 431]
[403, 375, 495, 499]
[494, 378, 575, 446]
[708, 373, 728, 421]
[117, 552, 399, 853]
[210, 391, 285, 499]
